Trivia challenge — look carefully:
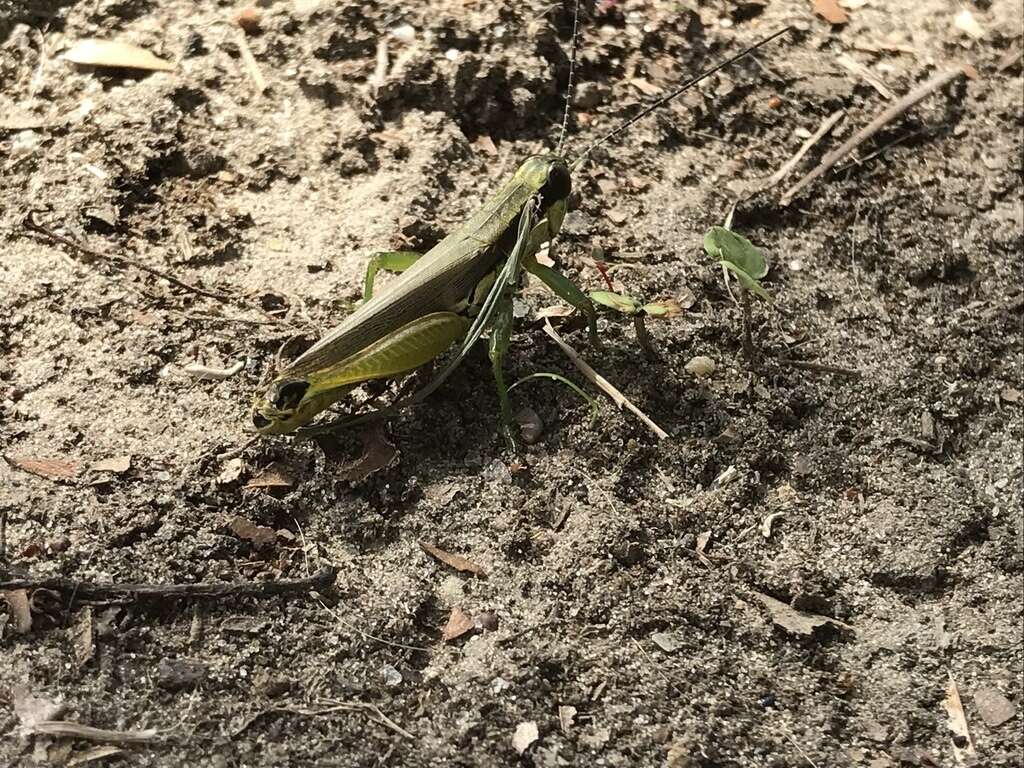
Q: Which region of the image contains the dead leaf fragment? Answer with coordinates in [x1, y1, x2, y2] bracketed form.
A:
[441, 607, 475, 642]
[228, 515, 277, 548]
[64, 39, 175, 72]
[944, 673, 976, 760]
[245, 463, 293, 489]
[512, 721, 539, 754]
[90, 455, 131, 474]
[752, 591, 854, 636]
[6, 455, 79, 480]
[973, 686, 1017, 728]
[71, 607, 94, 667]
[812, 0, 849, 25]
[337, 426, 397, 481]
[3, 590, 33, 633]
[419, 540, 487, 577]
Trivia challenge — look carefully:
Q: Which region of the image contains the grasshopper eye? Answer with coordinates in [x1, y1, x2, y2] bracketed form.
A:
[272, 380, 310, 411]
[539, 161, 571, 209]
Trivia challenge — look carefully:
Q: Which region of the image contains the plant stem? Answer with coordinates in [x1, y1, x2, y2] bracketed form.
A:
[741, 291, 754, 363]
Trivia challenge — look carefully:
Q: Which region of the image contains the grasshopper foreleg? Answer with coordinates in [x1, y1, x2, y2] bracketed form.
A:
[487, 291, 517, 452]
[363, 251, 422, 301]
[524, 257, 602, 349]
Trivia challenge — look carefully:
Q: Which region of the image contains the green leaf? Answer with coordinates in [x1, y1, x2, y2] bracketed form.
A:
[721, 261, 772, 302]
[703, 226, 768, 280]
[589, 291, 640, 315]
[641, 299, 683, 319]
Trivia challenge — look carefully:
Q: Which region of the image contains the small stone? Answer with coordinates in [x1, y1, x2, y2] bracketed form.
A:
[233, 6, 261, 33]
[651, 632, 681, 653]
[973, 686, 1016, 727]
[515, 407, 544, 444]
[380, 664, 402, 687]
[685, 356, 716, 377]
[157, 658, 208, 691]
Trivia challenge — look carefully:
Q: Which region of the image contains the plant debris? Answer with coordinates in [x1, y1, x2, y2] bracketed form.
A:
[943, 673, 976, 761]
[441, 606, 475, 642]
[64, 39, 175, 71]
[245, 464, 293, 489]
[89, 455, 132, 474]
[418, 540, 487, 577]
[228, 515, 278, 548]
[336, 426, 397, 481]
[5, 455, 80, 480]
[751, 591, 854, 636]
[3, 589, 32, 633]
[812, 0, 849, 25]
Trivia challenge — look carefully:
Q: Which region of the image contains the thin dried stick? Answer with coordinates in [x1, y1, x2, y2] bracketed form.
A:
[780, 69, 965, 206]
[236, 30, 267, 95]
[24, 211, 231, 303]
[777, 358, 861, 377]
[29, 721, 160, 744]
[763, 110, 844, 190]
[543, 320, 669, 440]
[0, 567, 337, 602]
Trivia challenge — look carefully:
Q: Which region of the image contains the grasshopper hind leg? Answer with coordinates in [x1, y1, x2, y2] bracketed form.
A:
[487, 292, 517, 452]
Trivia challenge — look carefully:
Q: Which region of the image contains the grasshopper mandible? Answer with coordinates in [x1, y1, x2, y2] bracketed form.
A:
[250, 15, 788, 446]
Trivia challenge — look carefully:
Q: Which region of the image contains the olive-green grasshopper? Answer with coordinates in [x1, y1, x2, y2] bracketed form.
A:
[250, 20, 789, 446]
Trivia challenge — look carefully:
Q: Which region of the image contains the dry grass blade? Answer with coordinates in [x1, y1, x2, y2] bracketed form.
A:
[236, 30, 267, 95]
[542, 320, 669, 440]
[5, 455, 79, 480]
[418, 541, 487, 577]
[944, 672, 976, 762]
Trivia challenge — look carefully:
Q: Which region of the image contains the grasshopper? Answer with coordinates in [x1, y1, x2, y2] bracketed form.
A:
[250, 17, 788, 446]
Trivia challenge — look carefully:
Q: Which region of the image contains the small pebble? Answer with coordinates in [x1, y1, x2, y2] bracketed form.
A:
[515, 407, 544, 444]
[685, 356, 716, 378]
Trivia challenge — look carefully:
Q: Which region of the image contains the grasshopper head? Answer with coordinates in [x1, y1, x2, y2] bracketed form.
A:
[251, 377, 352, 435]
[516, 155, 572, 237]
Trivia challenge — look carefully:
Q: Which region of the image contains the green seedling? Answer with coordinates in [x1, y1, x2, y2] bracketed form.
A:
[703, 225, 771, 361]
[588, 290, 682, 358]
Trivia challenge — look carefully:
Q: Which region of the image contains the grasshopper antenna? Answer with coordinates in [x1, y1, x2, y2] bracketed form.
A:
[555, 0, 583, 156]
[571, 26, 790, 169]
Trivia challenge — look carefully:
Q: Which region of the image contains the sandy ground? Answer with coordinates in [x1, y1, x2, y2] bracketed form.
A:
[1, 0, 1022, 766]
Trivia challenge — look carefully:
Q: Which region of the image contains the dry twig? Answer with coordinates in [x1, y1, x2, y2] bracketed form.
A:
[543, 320, 669, 440]
[780, 69, 966, 206]
[764, 111, 845, 190]
[24, 211, 231, 303]
[0, 567, 336, 603]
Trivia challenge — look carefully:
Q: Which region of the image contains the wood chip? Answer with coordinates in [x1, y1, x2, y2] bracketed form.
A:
[2, 589, 32, 633]
[418, 541, 487, 577]
[64, 39, 175, 71]
[68, 746, 126, 767]
[812, 0, 849, 25]
[441, 606, 475, 642]
[752, 591, 854, 635]
[6, 455, 80, 480]
[558, 705, 577, 733]
[944, 673, 976, 762]
[90, 455, 131, 474]
[953, 9, 984, 40]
